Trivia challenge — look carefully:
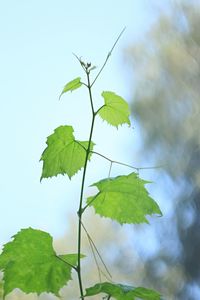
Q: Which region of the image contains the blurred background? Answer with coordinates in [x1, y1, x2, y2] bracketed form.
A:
[0, 0, 200, 299]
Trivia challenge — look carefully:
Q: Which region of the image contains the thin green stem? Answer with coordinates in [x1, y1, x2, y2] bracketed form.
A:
[94, 104, 105, 116]
[88, 234, 102, 282]
[82, 194, 98, 214]
[91, 151, 138, 170]
[87, 72, 95, 115]
[76, 29, 127, 298]
[91, 150, 164, 171]
[72, 52, 86, 73]
[77, 71, 95, 300]
[55, 255, 77, 271]
[108, 161, 113, 178]
[91, 27, 126, 88]
[81, 219, 112, 279]
[80, 81, 88, 88]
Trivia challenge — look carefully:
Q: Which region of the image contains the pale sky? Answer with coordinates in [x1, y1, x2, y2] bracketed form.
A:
[0, 1, 160, 244]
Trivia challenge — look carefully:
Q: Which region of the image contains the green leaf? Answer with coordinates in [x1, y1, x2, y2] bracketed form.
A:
[40, 125, 94, 180]
[87, 172, 162, 224]
[59, 77, 82, 99]
[0, 280, 3, 299]
[0, 228, 83, 298]
[98, 91, 131, 128]
[85, 282, 161, 300]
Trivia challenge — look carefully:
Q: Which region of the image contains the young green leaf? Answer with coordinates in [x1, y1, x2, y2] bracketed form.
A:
[59, 77, 82, 99]
[40, 125, 94, 180]
[85, 282, 161, 300]
[97, 91, 131, 128]
[0, 228, 83, 298]
[87, 172, 162, 224]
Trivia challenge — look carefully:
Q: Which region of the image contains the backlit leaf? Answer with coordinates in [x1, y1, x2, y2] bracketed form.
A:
[40, 125, 94, 180]
[85, 282, 161, 300]
[87, 172, 162, 224]
[59, 77, 82, 99]
[98, 91, 131, 128]
[0, 228, 83, 298]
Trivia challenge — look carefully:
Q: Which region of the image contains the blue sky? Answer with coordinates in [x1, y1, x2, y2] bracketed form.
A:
[0, 1, 160, 244]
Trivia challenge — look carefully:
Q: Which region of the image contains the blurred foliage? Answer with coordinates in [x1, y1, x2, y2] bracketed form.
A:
[126, 0, 200, 299]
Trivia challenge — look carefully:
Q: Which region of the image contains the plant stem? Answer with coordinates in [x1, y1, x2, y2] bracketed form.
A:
[76, 29, 126, 298]
[80, 219, 112, 279]
[91, 151, 164, 171]
[91, 27, 126, 87]
[77, 70, 95, 299]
